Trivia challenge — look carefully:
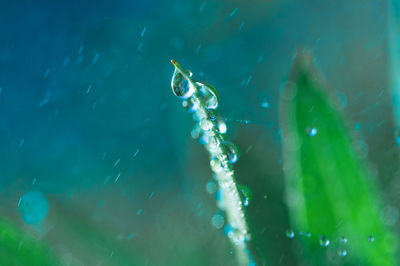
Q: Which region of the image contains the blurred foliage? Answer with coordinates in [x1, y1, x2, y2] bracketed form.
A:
[0, 217, 57, 266]
[280, 51, 398, 265]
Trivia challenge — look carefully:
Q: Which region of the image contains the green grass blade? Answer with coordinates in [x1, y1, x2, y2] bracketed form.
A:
[280, 51, 398, 265]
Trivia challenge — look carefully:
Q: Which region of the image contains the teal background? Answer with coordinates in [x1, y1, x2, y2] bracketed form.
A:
[0, 1, 398, 265]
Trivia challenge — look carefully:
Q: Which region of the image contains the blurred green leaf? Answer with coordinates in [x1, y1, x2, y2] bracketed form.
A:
[280, 51, 398, 265]
[0, 218, 57, 266]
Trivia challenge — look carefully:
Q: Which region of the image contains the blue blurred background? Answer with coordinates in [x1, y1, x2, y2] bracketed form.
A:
[0, 0, 399, 265]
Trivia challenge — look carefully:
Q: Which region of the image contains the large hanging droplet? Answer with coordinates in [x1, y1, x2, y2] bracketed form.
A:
[171, 68, 195, 99]
[223, 141, 240, 164]
[196, 81, 219, 109]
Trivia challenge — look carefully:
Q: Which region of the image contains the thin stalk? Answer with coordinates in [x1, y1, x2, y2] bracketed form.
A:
[170, 60, 256, 266]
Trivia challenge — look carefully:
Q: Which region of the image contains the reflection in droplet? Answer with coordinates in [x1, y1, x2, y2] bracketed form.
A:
[212, 213, 225, 229]
[196, 81, 219, 109]
[286, 229, 295, 238]
[319, 236, 330, 247]
[171, 68, 195, 99]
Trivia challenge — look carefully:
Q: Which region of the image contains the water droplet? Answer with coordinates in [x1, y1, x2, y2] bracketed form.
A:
[368, 235, 374, 242]
[206, 179, 218, 194]
[238, 185, 253, 206]
[337, 248, 347, 257]
[286, 229, 295, 238]
[216, 116, 227, 134]
[171, 68, 195, 99]
[196, 81, 219, 109]
[207, 136, 221, 153]
[182, 99, 197, 112]
[212, 213, 225, 229]
[210, 157, 224, 173]
[261, 100, 270, 109]
[18, 190, 49, 224]
[207, 109, 218, 121]
[222, 141, 240, 164]
[200, 118, 213, 131]
[319, 236, 330, 247]
[305, 232, 311, 237]
[340, 236, 348, 244]
[308, 127, 318, 136]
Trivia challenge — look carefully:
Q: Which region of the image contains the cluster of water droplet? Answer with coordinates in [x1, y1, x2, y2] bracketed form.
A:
[285, 229, 377, 258]
[171, 60, 250, 251]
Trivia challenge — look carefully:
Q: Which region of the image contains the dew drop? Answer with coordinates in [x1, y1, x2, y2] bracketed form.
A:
[171, 68, 195, 99]
[319, 236, 330, 247]
[200, 118, 213, 131]
[196, 81, 219, 109]
[308, 127, 318, 136]
[207, 136, 221, 153]
[305, 232, 311, 237]
[337, 248, 347, 257]
[222, 141, 240, 164]
[210, 157, 224, 173]
[216, 116, 227, 134]
[212, 213, 225, 229]
[261, 100, 270, 109]
[238, 185, 253, 207]
[340, 236, 348, 244]
[182, 99, 197, 112]
[206, 179, 217, 194]
[368, 235, 374, 242]
[286, 229, 295, 238]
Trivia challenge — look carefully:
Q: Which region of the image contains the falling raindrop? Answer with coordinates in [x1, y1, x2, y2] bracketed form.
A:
[171, 68, 195, 99]
[196, 81, 219, 109]
[319, 236, 330, 247]
[212, 213, 225, 229]
[286, 229, 295, 238]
